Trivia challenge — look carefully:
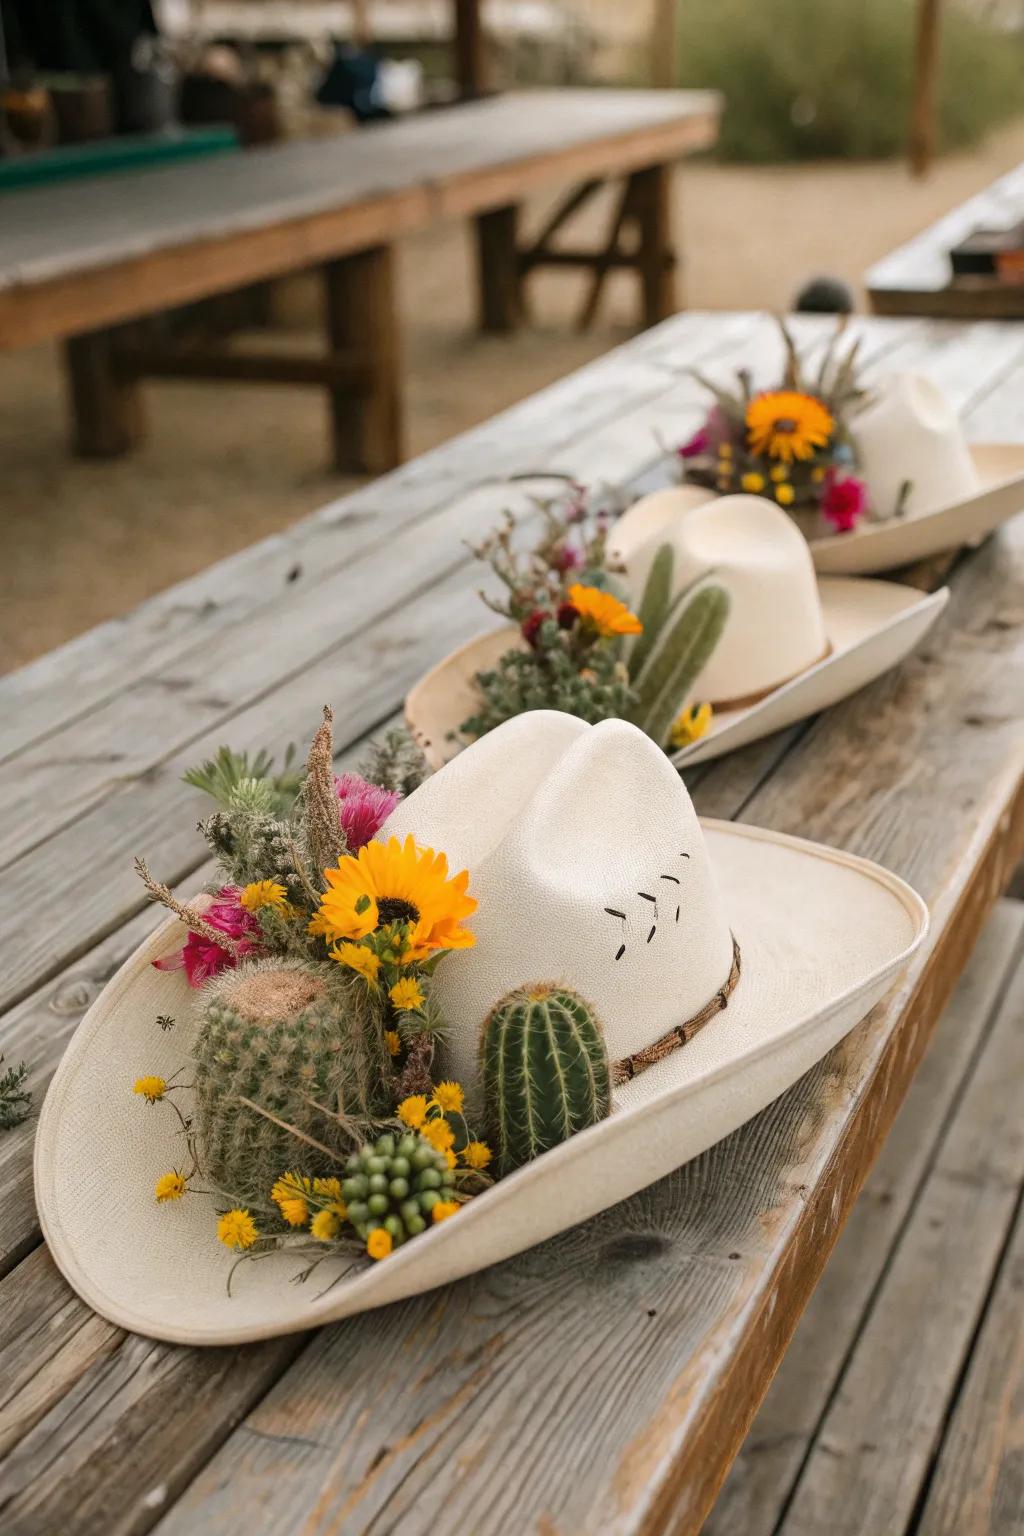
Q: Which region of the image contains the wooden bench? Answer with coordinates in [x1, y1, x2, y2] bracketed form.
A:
[867, 160, 1024, 319]
[0, 88, 720, 473]
[0, 312, 1021, 1535]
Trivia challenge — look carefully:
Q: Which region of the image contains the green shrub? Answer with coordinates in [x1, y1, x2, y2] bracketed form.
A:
[677, 0, 1024, 161]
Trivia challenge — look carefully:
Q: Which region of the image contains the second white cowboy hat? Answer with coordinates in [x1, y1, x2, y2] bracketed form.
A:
[609, 490, 947, 765]
[407, 492, 947, 770]
[35, 712, 928, 1344]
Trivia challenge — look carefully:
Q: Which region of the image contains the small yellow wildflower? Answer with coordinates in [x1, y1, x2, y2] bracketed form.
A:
[432, 1200, 459, 1224]
[307, 909, 337, 939]
[432, 1080, 464, 1115]
[741, 471, 766, 493]
[462, 1141, 493, 1171]
[775, 483, 796, 506]
[770, 464, 788, 484]
[240, 880, 289, 913]
[271, 1173, 311, 1227]
[421, 1116, 455, 1153]
[811, 466, 826, 483]
[133, 1074, 167, 1103]
[311, 1209, 341, 1242]
[389, 976, 424, 1012]
[329, 941, 382, 986]
[444, 1148, 457, 1170]
[313, 1176, 343, 1202]
[217, 1208, 259, 1251]
[398, 1094, 429, 1129]
[155, 1171, 186, 1203]
[566, 584, 643, 639]
[367, 1228, 393, 1260]
[717, 441, 734, 459]
[384, 1029, 401, 1057]
[669, 701, 713, 750]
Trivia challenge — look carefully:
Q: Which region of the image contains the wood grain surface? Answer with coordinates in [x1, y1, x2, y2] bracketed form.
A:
[0, 313, 1022, 1536]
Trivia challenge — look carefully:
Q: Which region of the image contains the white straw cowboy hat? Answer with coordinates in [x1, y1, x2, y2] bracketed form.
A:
[407, 494, 947, 771]
[36, 712, 927, 1346]
[807, 373, 1024, 576]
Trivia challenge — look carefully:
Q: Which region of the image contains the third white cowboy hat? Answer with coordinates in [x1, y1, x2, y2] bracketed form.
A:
[609, 490, 947, 765]
[35, 711, 927, 1344]
[808, 373, 1024, 575]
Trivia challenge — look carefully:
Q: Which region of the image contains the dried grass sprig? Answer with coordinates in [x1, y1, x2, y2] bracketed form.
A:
[134, 858, 245, 955]
[302, 706, 345, 883]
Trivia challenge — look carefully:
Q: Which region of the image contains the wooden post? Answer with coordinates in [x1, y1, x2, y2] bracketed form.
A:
[910, 0, 942, 177]
[323, 246, 403, 474]
[63, 328, 144, 457]
[475, 204, 521, 332]
[630, 163, 677, 327]
[650, 0, 680, 88]
[454, 0, 487, 99]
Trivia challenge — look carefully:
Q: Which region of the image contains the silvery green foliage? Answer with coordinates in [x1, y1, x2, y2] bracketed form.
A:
[358, 728, 429, 796]
[0, 1057, 31, 1131]
[183, 745, 302, 815]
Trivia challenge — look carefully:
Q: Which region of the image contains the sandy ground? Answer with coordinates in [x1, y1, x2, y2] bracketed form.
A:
[3, 116, 1024, 672]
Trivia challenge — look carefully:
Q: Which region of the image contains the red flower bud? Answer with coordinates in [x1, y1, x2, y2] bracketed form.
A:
[521, 609, 550, 647]
[556, 602, 579, 630]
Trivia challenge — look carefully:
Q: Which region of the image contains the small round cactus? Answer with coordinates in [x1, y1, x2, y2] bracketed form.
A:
[193, 958, 390, 1205]
[481, 983, 611, 1175]
[341, 1131, 456, 1246]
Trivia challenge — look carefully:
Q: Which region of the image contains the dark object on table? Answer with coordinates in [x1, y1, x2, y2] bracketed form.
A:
[794, 276, 855, 314]
[316, 45, 391, 123]
[950, 221, 1024, 282]
[42, 71, 113, 142]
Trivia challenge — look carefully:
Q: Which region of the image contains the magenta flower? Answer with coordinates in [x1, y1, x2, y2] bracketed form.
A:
[821, 471, 868, 533]
[678, 405, 730, 461]
[552, 544, 582, 574]
[335, 773, 401, 850]
[152, 886, 262, 988]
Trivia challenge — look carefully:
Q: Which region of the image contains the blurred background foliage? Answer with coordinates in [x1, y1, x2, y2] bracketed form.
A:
[675, 0, 1024, 161]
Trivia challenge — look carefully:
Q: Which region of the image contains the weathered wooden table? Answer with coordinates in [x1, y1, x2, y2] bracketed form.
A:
[867, 160, 1024, 319]
[1, 312, 1022, 1536]
[0, 88, 719, 471]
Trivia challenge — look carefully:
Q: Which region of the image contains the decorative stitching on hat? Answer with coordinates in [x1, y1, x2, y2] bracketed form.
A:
[611, 936, 742, 1085]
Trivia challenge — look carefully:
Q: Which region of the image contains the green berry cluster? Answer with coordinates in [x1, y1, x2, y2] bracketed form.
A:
[341, 1131, 455, 1247]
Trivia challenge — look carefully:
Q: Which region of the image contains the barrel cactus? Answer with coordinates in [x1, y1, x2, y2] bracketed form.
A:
[193, 958, 390, 1205]
[341, 1130, 457, 1246]
[480, 984, 611, 1174]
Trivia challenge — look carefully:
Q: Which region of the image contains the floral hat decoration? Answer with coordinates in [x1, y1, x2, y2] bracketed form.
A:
[677, 317, 1024, 576]
[36, 708, 928, 1345]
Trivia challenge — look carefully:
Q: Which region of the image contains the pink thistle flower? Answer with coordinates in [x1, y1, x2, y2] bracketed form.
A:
[334, 773, 401, 850]
[821, 471, 868, 533]
[152, 886, 262, 988]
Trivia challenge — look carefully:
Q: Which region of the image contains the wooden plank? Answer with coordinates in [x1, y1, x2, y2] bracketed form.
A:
[774, 940, 1024, 1536]
[0, 91, 721, 350]
[0, 310, 761, 769]
[867, 161, 1024, 317]
[915, 1190, 1024, 1536]
[704, 899, 1024, 1534]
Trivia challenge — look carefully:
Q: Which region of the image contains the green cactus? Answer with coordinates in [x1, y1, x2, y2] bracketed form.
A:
[481, 984, 611, 1175]
[628, 542, 675, 682]
[193, 958, 390, 1206]
[629, 582, 730, 749]
[341, 1130, 456, 1246]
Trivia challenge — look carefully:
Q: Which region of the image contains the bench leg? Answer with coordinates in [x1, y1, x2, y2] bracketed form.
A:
[324, 245, 403, 474]
[630, 163, 677, 327]
[475, 205, 521, 333]
[63, 329, 145, 457]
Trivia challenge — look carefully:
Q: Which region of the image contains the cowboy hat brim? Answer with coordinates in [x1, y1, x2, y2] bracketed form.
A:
[404, 579, 947, 773]
[671, 578, 948, 766]
[35, 821, 926, 1346]
[809, 444, 1024, 575]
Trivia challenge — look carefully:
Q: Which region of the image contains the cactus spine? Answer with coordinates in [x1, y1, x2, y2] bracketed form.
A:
[628, 543, 675, 683]
[481, 984, 611, 1174]
[629, 582, 730, 749]
[193, 958, 390, 1206]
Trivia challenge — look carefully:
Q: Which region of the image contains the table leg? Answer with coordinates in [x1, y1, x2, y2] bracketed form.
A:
[63, 329, 144, 457]
[323, 245, 403, 475]
[475, 204, 521, 333]
[630, 163, 678, 327]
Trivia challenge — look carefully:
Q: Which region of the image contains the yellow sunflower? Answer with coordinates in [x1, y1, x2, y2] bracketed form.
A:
[566, 584, 643, 638]
[316, 835, 476, 961]
[745, 390, 833, 464]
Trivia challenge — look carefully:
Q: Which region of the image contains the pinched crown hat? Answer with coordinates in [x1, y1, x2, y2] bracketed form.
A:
[36, 712, 927, 1344]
